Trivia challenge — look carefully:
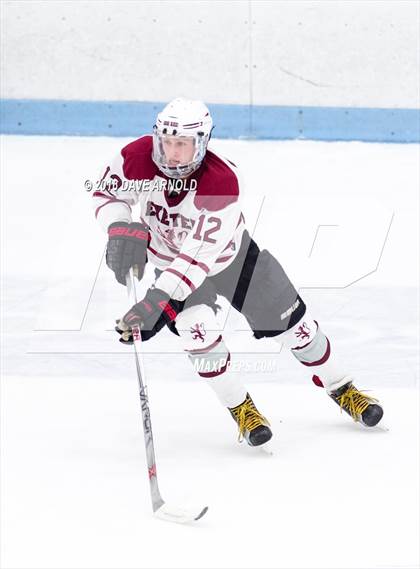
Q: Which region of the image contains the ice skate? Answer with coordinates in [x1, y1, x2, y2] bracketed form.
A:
[229, 393, 272, 446]
[329, 381, 384, 427]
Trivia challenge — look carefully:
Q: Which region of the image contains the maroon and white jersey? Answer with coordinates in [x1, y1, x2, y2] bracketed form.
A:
[93, 135, 246, 300]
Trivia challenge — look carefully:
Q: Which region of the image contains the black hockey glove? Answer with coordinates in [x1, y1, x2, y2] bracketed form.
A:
[115, 287, 179, 344]
[106, 221, 149, 285]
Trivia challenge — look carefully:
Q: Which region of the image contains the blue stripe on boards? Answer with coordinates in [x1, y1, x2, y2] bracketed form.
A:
[1, 99, 418, 142]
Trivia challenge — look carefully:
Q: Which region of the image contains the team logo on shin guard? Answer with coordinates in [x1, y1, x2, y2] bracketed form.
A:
[190, 322, 206, 342]
[295, 322, 311, 341]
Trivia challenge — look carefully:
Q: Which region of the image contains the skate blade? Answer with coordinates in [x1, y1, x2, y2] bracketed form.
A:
[256, 441, 274, 455]
[260, 443, 274, 455]
[154, 502, 208, 524]
[374, 422, 389, 432]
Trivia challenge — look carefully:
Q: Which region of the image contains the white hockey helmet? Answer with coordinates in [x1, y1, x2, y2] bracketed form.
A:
[152, 98, 213, 179]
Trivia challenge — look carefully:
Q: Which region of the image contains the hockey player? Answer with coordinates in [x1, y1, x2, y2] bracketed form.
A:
[93, 98, 384, 446]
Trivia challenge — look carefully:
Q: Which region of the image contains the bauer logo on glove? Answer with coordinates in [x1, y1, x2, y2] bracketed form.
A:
[106, 221, 150, 285]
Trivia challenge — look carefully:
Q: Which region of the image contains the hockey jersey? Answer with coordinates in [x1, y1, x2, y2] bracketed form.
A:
[93, 135, 246, 301]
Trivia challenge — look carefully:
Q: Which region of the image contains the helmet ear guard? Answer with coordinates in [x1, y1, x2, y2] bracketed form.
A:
[198, 125, 214, 143]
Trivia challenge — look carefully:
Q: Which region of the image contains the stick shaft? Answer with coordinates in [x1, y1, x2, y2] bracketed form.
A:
[126, 271, 164, 512]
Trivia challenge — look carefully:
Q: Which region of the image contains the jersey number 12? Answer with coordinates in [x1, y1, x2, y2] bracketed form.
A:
[192, 215, 221, 244]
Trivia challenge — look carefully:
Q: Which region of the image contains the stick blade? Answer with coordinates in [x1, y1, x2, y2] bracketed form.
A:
[154, 502, 208, 524]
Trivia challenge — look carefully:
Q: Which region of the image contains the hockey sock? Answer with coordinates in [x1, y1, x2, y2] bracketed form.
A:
[274, 314, 350, 392]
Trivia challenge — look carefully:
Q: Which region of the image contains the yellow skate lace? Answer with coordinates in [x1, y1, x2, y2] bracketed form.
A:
[231, 398, 270, 442]
[338, 386, 378, 421]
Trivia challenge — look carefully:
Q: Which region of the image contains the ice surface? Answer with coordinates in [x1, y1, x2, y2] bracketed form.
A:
[1, 136, 419, 568]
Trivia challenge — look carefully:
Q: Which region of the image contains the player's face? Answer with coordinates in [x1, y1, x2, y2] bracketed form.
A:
[161, 136, 196, 167]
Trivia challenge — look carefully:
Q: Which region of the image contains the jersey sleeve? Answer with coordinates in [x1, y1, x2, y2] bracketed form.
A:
[154, 200, 242, 300]
[92, 152, 140, 232]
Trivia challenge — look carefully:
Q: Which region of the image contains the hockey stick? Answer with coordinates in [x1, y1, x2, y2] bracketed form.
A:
[126, 269, 208, 524]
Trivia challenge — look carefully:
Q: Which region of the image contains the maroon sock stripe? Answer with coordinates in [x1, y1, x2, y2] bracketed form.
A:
[187, 335, 222, 355]
[301, 337, 331, 367]
[312, 375, 324, 387]
[198, 353, 231, 378]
